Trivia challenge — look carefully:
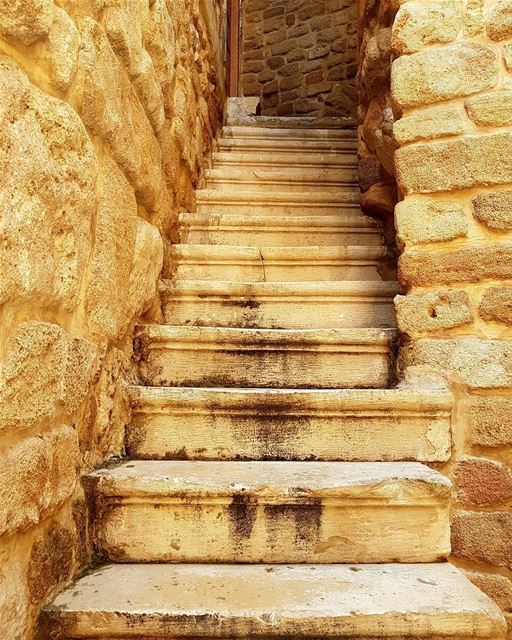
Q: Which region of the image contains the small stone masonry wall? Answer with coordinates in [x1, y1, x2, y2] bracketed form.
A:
[241, 0, 358, 117]
[389, 0, 512, 629]
[0, 1, 225, 638]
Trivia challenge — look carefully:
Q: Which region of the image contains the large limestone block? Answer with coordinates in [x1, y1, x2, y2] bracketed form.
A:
[399, 243, 512, 285]
[486, 0, 512, 41]
[42, 6, 81, 91]
[392, 1, 463, 55]
[452, 511, 512, 569]
[396, 133, 512, 193]
[472, 191, 512, 231]
[76, 17, 169, 217]
[465, 91, 512, 127]
[86, 460, 451, 563]
[395, 198, 467, 245]
[479, 286, 512, 325]
[0, 425, 79, 536]
[84, 155, 138, 341]
[0, 321, 97, 431]
[400, 337, 512, 388]
[0, 0, 53, 45]
[393, 107, 466, 145]
[392, 43, 498, 109]
[469, 394, 512, 446]
[0, 59, 97, 312]
[395, 290, 473, 334]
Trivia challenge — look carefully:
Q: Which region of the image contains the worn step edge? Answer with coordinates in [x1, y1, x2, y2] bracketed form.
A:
[169, 245, 387, 266]
[135, 325, 397, 352]
[217, 139, 358, 152]
[196, 188, 360, 205]
[164, 280, 399, 300]
[222, 125, 358, 139]
[179, 212, 379, 229]
[40, 563, 507, 639]
[85, 460, 451, 503]
[212, 151, 358, 169]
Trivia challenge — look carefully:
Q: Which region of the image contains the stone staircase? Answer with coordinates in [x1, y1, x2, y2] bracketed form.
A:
[41, 125, 506, 638]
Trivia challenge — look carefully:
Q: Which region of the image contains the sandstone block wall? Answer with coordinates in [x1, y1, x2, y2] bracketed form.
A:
[241, 0, 357, 117]
[0, 2, 226, 638]
[385, 0, 512, 630]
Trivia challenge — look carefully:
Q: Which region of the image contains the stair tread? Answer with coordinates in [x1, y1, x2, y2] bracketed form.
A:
[222, 125, 358, 139]
[196, 188, 360, 203]
[87, 460, 450, 500]
[43, 563, 505, 638]
[179, 211, 379, 228]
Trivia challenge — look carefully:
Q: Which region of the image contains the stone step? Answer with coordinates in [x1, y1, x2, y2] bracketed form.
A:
[196, 188, 360, 216]
[206, 166, 358, 193]
[127, 385, 452, 462]
[222, 125, 358, 140]
[218, 136, 358, 153]
[41, 563, 506, 639]
[135, 325, 396, 389]
[83, 461, 451, 563]
[169, 245, 387, 282]
[161, 280, 398, 329]
[212, 149, 357, 168]
[178, 212, 383, 247]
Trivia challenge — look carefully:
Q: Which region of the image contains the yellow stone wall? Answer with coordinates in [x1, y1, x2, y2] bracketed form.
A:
[0, 1, 226, 637]
[359, 0, 512, 629]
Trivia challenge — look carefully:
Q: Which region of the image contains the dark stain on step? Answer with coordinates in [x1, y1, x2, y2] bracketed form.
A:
[227, 494, 258, 541]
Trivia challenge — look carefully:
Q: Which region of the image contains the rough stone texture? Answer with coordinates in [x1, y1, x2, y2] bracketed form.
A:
[400, 337, 512, 388]
[452, 511, 512, 569]
[395, 290, 473, 335]
[479, 286, 512, 325]
[504, 42, 512, 71]
[393, 107, 466, 145]
[399, 244, 512, 285]
[455, 457, 512, 506]
[465, 91, 512, 127]
[395, 198, 467, 246]
[391, 42, 498, 109]
[472, 191, 512, 231]
[392, 1, 463, 55]
[486, 0, 512, 41]
[466, 572, 512, 622]
[0, 2, 226, 639]
[469, 394, 512, 447]
[241, 0, 357, 117]
[396, 133, 512, 194]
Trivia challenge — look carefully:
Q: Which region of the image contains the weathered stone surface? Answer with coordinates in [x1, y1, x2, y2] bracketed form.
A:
[0, 321, 97, 431]
[361, 29, 392, 100]
[399, 243, 512, 285]
[0, 59, 97, 312]
[393, 107, 466, 145]
[392, 1, 463, 55]
[479, 286, 512, 325]
[465, 91, 512, 127]
[395, 198, 467, 245]
[392, 43, 498, 109]
[466, 571, 512, 619]
[452, 511, 512, 569]
[504, 42, 512, 71]
[472, 191, 512, 231]
[400, 337, 512, 388]
[360, 182, 397, 217]
[0, 426, 80, 536]
[455, 457, 512, 506]
[395, 290, 473, 334]
[487, 0, 512, 41]
[43, 6, 81, 91]
[0, 0, 54, 45]
[469, 395, 512, 446]
[396, 133, 512, 194]
[464, 0, 484, 35]
[85, 155, 138, 341]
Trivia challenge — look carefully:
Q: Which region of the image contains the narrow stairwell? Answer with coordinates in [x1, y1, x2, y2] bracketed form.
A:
[41, 124, 506, 638]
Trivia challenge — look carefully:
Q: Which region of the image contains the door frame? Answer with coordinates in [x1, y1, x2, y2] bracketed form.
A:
[226, 0, 241, 97]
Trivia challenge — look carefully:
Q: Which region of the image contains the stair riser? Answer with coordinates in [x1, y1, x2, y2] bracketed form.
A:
[138, 347, 392, 389]
[209, 164, 358, 182]
[218, 140, 357, 152]
[171, 261, 383, 282]
[180, 225, 383, 247]
[92, 499, 450, 564]
[127, 410, 451, 462]
[212, 151, 357, 168]
[162, 295, 396, 330]
[207, 182, 356, 196]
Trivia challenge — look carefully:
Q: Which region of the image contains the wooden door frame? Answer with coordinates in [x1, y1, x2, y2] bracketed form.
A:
[227, 0, 241, 97]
